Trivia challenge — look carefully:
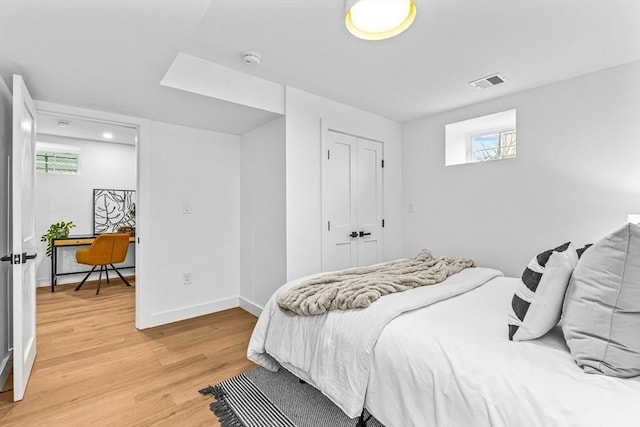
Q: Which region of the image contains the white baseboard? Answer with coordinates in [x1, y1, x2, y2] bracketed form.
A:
[137, 297, 239, 329]
[37, 276, 82, 287]
[0, 350, 12, 391]
[37, 273, 135, 287]
[239, 297, 263, 317]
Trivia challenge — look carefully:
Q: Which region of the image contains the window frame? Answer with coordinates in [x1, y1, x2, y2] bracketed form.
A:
[467, 127, 517, 163]
[35, 142, 81, 175]
[445, 109, 517, 167]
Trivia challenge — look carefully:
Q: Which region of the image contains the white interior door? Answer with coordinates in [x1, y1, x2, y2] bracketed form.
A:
[10, 75, 38, 401]
[356, 139, 383, 266]
[322, 128, 383, 271]
[322, 130, 358, 272]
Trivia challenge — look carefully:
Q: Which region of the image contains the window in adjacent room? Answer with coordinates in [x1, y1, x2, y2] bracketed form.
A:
[35, 142, 80, 174]
[445, 109, 516, 166]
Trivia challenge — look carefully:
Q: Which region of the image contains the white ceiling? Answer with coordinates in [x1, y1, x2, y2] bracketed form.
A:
[1, 0, 638, 135]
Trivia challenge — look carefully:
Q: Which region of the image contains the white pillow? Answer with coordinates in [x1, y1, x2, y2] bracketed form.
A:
[508, 242, 578, 341]
[562, 223, 640, 377]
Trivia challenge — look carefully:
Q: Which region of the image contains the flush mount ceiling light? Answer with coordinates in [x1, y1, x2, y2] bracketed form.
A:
[102, 132, 114, 139]
[345, 0, 417, 40]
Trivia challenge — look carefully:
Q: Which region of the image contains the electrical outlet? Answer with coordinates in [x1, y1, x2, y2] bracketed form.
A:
[183, 272, 192, 285]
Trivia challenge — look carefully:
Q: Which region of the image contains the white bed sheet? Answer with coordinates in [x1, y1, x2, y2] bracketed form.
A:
[248, 266, 502, 417]
[365, 277, 640, 427]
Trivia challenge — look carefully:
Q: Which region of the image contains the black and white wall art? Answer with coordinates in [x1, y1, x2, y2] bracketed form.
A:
[93, 188, 136, 234]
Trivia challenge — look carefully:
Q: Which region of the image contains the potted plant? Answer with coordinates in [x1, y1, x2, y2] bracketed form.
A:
[41, 221, 75, 257]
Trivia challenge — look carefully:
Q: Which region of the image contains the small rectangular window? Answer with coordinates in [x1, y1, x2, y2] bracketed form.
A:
[36, 142, 80, 174]
[471, 129, 517, 162]
[36, 152, 79, 174]
[445, 109, 517, 166]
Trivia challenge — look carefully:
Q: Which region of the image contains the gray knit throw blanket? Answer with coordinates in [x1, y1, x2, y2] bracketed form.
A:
[278, 250, 476, 316]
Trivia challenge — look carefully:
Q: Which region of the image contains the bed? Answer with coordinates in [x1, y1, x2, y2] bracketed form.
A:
[248, 261, 640, 426]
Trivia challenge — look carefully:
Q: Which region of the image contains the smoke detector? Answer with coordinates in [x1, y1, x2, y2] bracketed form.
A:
[469, 73, 507, 90]
[241, 51, 261, 67]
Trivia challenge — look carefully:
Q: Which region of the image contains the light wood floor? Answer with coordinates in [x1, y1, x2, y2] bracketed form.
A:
[0, 277, 257, 426]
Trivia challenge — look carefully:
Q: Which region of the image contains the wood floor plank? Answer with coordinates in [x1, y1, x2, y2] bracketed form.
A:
[0, 278, 257, 426]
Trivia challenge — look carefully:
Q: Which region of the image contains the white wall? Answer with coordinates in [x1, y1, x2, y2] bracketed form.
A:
[285, 87, 404, 281]
[34, 135, 136, 286]
[402, 61, 640, 277]
[0, 75, 12, 389]
[240, 117, 286, 314]
[138, 121, 241, 327]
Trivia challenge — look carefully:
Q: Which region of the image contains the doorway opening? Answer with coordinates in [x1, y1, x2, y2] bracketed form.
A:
[35, 110, 139, 308]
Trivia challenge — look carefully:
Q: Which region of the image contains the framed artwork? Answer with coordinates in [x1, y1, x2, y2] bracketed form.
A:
[93, 189, 136, 234]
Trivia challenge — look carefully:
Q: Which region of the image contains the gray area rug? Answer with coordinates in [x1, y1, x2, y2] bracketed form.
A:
[200, 367, 385, 427]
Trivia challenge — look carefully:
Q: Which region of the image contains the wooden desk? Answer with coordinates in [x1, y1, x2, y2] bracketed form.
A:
[51, 235, 135, 292]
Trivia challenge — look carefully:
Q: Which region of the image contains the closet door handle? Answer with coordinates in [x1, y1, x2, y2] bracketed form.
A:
[359, 231, 371, 237]
[22, 252, 37, 263]
[1, 253, 37, 264]
[349, 232, 359, 238]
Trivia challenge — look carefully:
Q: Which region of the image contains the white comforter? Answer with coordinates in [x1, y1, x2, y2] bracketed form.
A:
[365, 277, 640, 427]
[247, 266, 502, 418]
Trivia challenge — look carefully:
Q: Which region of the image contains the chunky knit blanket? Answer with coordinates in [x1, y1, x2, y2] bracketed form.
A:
[278, 250, 475, 315]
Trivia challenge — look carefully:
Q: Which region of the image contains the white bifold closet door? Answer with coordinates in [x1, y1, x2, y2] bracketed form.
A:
[322, 129, 383, 272]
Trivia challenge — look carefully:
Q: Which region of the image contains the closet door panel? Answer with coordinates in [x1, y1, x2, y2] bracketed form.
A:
[356, 139, 383, 267]
[322, 131, 358, 272]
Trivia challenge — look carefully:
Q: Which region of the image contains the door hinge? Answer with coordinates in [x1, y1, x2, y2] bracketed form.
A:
[382, 219, 385, 228]
[328, 150, 330, 160]
[381, 160, 384, 168]
[328, 221, 331, 231]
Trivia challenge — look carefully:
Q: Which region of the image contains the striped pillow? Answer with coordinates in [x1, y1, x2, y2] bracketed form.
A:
[508, 242, 578, 341]
[576, 244, 592, 258]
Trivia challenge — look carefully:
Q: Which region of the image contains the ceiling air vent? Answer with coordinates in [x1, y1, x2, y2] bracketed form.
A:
[469, 73, 507, 90]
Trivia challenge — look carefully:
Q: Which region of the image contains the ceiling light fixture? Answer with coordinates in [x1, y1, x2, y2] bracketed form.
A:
[345, 0, 417, 40]
[102, 132, 114, 139]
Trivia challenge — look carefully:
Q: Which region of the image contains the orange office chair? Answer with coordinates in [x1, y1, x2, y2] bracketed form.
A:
[75, 233, 132, 295]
